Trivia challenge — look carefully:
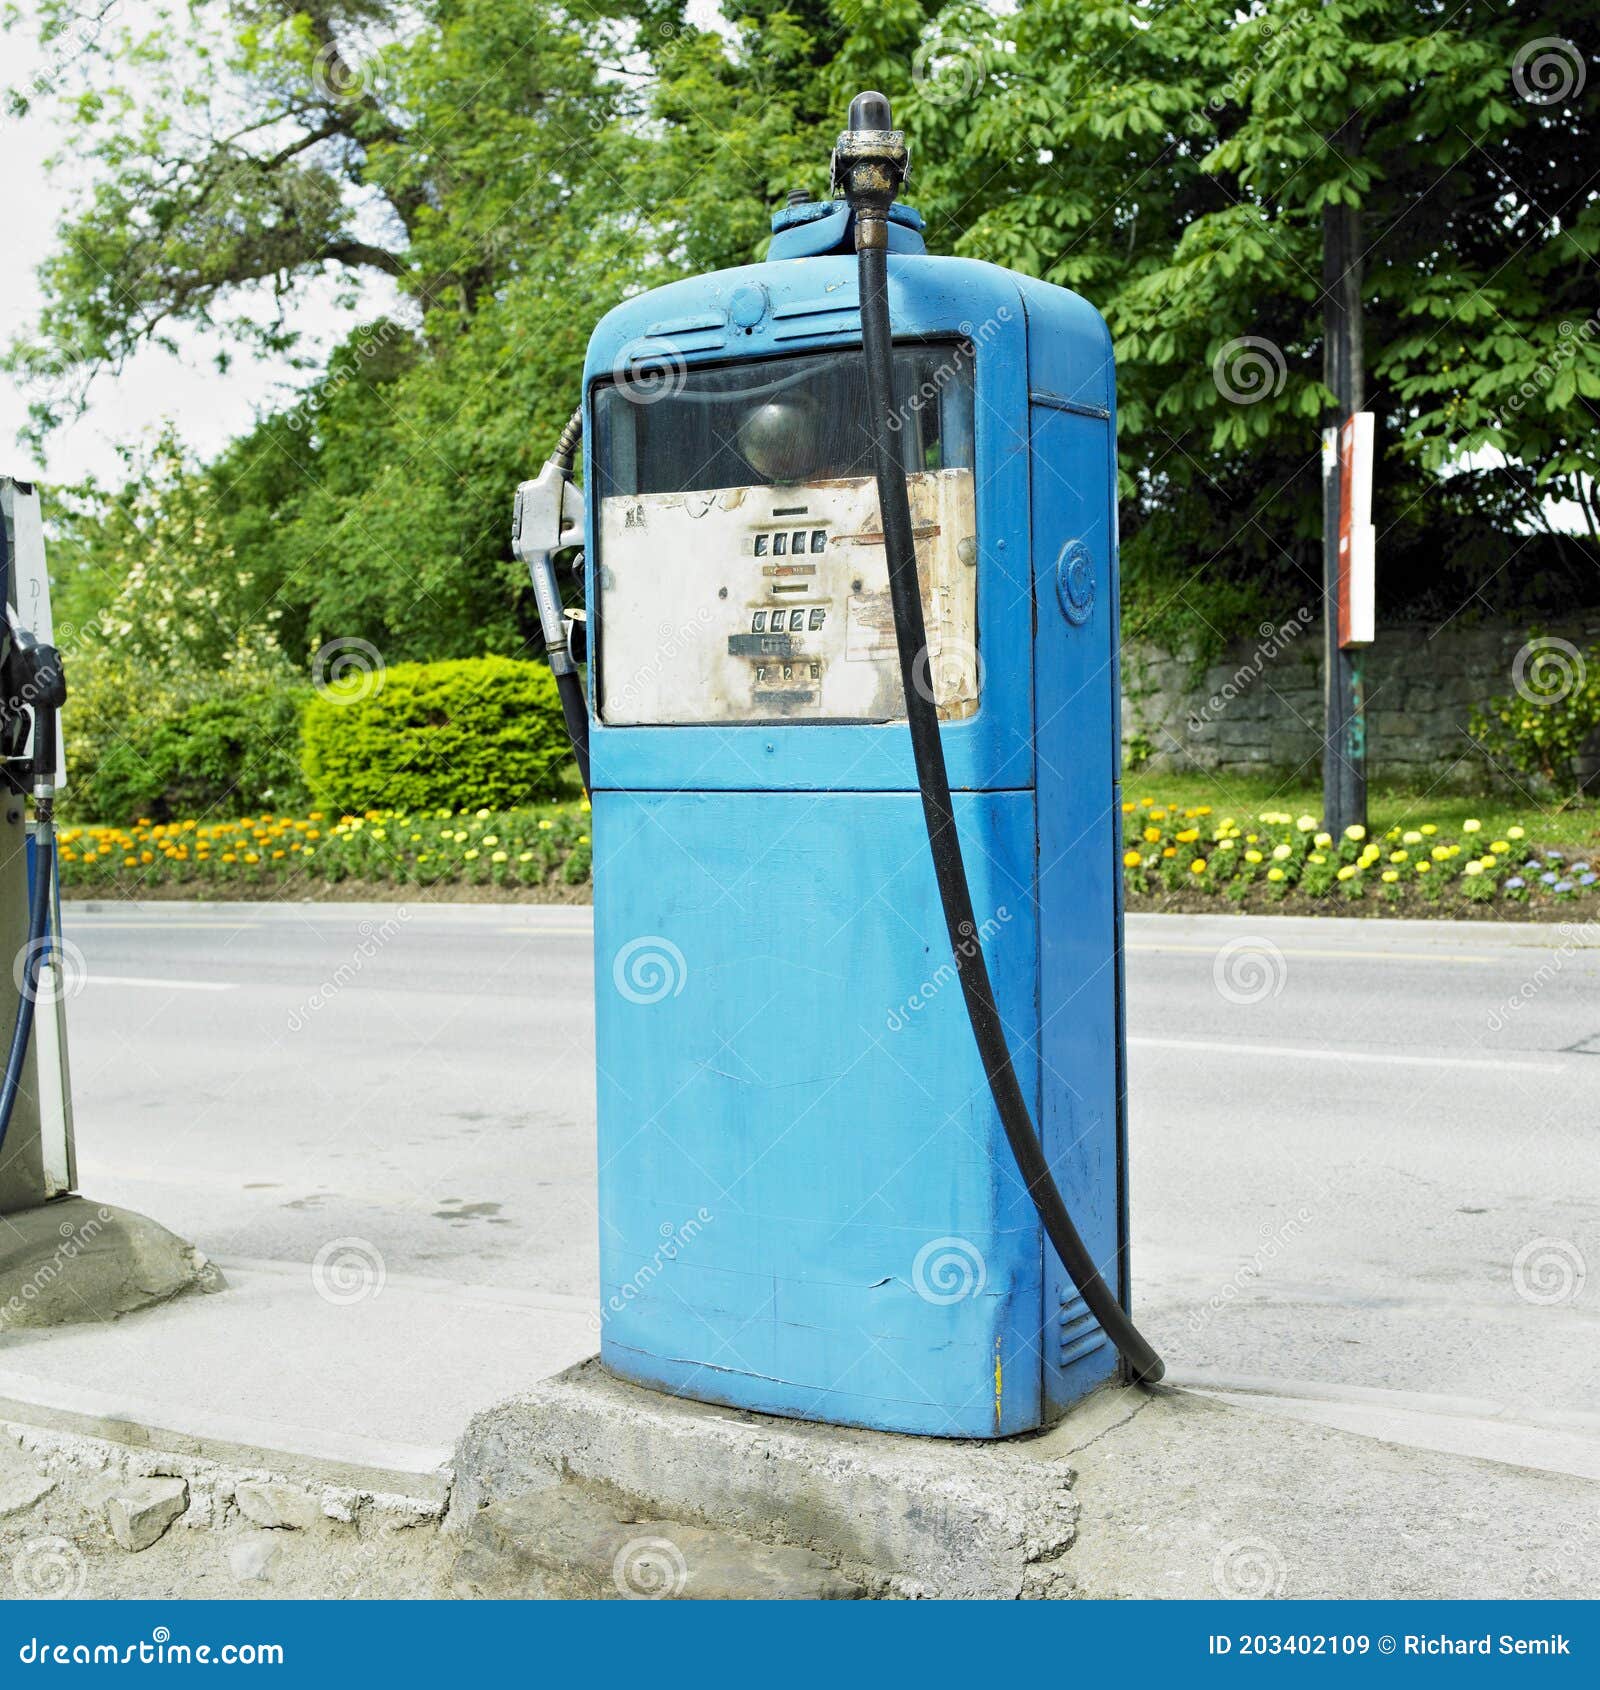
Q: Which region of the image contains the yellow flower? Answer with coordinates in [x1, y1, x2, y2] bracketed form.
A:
[1190, 859, 1206, 875]
[475, 808, 491, 820]
[491, 851, 508, 863]
[1336, 865, 1356, 881]
[222, 852, 237, 864]
[464, 849, 480, 861]
[1123, 851, 1141, 867]
[1295, 815, 1316, 832]
[1463, 818, 1481, 833]
[578, 834, 590, 844]
[1390, 850, 1408, 863]
[1432, 846, 1449, 861]
[519, 851, 534, 862]
[1150, 808, 1167, 821]
[1420, 823, 1437, 835]
[1161, 846, 1176, 859]
[1463, 861, 1483, 876]
[1244, 849, 1263, 864]
[1309, 852, 1326, 864]
[1271, 843, 1291, 860]
[483, 835, 499, 847]
[1175, 827, 1199, 844]
[1121, 802, 1135, 814]
[1345, 824, 1365, 841]
[1416, 861, 1431, 874]
[1402, 830, 1422, 845]
[1381, 870, 1398, 883]
[1507, 825, 1525, 840]
[1267, 866, 1284, 881]
[538, 820, 553, 831]
[1490, 840, 1509, 854]
[1217, 838, 1236, 851]
[1314, 832, 1332, 848]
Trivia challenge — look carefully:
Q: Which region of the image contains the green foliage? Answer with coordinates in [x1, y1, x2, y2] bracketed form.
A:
[1470, 632, 1600, 795]
[64, 650, 308, 824]
[300, 657, 571, 813]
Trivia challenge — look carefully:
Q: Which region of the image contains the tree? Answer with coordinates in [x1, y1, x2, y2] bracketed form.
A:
[917, 0, 1599, 648]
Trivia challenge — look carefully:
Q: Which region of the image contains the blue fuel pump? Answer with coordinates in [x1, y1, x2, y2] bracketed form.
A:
[516, 95, 1162, 1438]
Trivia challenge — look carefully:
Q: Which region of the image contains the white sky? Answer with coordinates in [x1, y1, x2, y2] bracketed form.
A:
[1, 19, 391, 489]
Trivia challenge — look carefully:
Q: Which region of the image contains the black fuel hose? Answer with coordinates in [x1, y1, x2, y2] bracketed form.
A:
[852, 187, 1165, 1386]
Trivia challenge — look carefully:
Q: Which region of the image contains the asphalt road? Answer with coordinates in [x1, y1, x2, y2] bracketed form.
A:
[59, 901, 1600, 1422]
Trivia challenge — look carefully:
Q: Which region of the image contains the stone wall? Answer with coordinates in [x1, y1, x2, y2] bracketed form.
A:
[1122, 613, 1600, 789]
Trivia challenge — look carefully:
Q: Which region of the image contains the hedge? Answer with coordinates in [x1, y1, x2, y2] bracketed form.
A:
[64, 658, 308, 824]
[300, 656, 571, 813]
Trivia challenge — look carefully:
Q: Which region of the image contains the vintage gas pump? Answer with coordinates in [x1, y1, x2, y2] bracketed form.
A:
[516, 95, 1162, 1437]
[0, 477, 73, 1215]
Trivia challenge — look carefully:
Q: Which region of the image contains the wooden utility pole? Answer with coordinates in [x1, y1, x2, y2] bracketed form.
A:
[1321, 144, 1367, 838]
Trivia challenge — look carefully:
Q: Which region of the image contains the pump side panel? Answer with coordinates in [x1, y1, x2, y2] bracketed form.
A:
[592, 787, 1042, 1438]
[1029, 397, 1125, 1413]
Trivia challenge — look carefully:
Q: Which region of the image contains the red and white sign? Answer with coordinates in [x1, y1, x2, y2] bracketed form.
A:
[1335, 411, 1375, 648]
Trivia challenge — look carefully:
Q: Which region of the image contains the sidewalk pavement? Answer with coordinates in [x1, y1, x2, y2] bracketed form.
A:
[0, 1257, 595, 1506]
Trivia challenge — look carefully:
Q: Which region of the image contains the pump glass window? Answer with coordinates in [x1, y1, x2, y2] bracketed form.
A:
[592, 345, 978, 726]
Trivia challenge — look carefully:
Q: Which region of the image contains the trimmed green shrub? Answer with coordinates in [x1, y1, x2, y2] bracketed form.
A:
[64, 654, 308, 823]
[300, 656, 570, 813]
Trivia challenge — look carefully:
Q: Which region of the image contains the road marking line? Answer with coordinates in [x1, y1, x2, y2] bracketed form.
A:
[1129, 1035, 1563, 1073]
[65, 919, 263, 930]
[87, 975, 239, 992]
[1127, 941, 1500, 964]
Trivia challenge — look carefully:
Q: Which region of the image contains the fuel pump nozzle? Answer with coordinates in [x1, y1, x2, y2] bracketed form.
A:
[838, 92, 1165, 1387]
[514, 409, 591, 795]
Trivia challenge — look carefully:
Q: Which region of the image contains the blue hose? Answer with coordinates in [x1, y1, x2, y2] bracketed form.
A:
[0, 809, 53, 1155]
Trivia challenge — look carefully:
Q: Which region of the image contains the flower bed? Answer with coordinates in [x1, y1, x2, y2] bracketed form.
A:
[59, 803, 592, 898]
[1122, 800, 1598, 914]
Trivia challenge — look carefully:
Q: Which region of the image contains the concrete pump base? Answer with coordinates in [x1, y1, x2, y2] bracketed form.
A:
[0, 1196, 223, 1331]
[451, 1358, 1086, 1599]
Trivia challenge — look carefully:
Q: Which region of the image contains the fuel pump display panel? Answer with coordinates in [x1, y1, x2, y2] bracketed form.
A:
[596, 471, 977, 725]
[591, 343, 978, 726]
